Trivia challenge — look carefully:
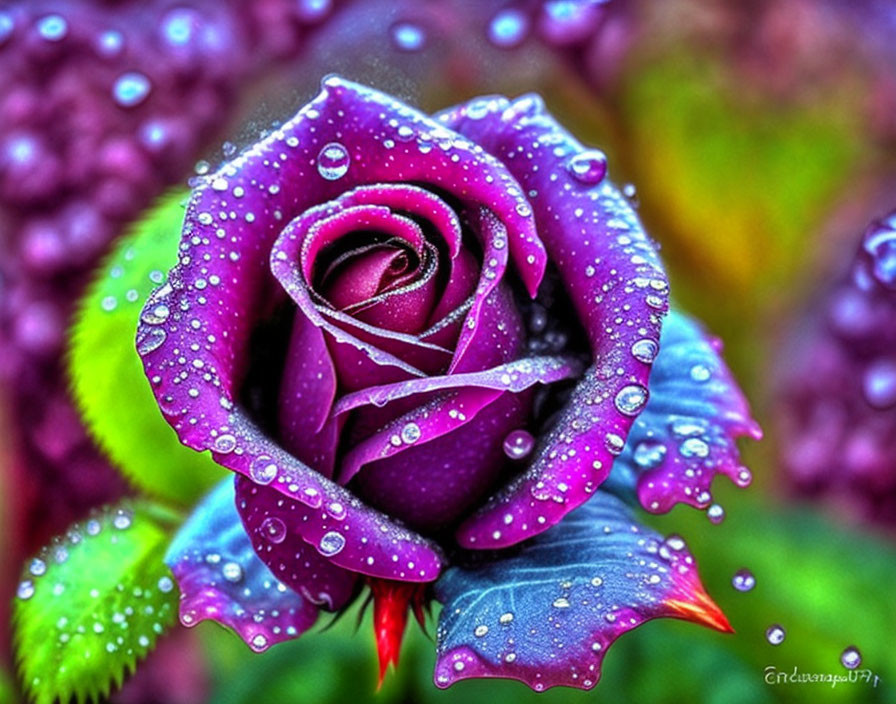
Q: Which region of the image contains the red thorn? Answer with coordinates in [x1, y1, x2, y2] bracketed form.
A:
[666, 584, 734, 634]
[367, 578, 428, 689]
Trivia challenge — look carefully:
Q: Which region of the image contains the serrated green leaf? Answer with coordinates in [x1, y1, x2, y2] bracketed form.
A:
[68, 191, 225, 505]
[13, 502, 179, 704]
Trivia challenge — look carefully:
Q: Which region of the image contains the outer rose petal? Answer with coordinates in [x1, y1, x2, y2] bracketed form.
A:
[441, 95, 668, 548]
[433, 491, 730, 691]
[604, 311, 762, 514]
[165, 479, 319, 653]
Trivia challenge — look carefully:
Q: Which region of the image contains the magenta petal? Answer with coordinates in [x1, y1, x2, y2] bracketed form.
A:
[233, 469, 438, 582]
[354, 392, 529, 531]
[443, 95, 667, 548]
[278, 311, 341, 478]
[165, 479, 318, 653]
[236, 476, 359, 609]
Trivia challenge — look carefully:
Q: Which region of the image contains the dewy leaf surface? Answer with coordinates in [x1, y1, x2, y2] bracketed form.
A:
[13, 502, 177, 704]
[69, 190, 225, 505]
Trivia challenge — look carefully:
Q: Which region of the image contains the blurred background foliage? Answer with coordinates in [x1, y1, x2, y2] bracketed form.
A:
[3, 0, 896, 702]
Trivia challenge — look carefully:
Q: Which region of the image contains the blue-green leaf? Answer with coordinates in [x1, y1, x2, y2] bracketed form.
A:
[68, 191, 225, 505]
[13, 502, 178, 704]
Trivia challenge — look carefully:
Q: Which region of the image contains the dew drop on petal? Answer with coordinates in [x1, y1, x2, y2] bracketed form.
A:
[221, 561, 244, 583]
[567, 150, 607, 185]
[37, 14, 68, 41]
[863, 358, 896, 409]
[29, 559, 46, 577]
[400, 422, 421, 444]
[261, 517, 287, 544]
[319, 531, 345, 556]
[316, 142, 350, 180]
[614, 384, 648, 416]
[633, 440, 666, 469]
[840, 646, 862, 670]
[732, 568, 755, 592]
[631, 338, 658, 364]
[137, 327, 167, 355]
[766, 624, 786, 645]
[503, 429, 535, 460]
[250, 456, 278, 484]
[213, 434, 237, 453]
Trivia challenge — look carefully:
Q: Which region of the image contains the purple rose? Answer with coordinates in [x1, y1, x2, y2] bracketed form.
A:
[144, 77, 757, 687]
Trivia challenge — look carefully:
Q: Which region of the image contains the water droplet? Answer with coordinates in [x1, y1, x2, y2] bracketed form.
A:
[113, 72, 152, 108]
[113, 509, 133, 530]
[296, 0, 332, 22]
[732, 568, 755, 592]
[141, 304, 170, 325]
[0, 13, 14, 45]
[137, 327, 166, 355]
[840, 645, 862, 670]
[29, 558, 47, 577]
[319, 531, 345, 556]
[214, 434, 237, 453]
[707, 504, 725, 524]
[400, 422, 421, 444]
[631, 338, 658, 364]
[37, 14, 68, 41]
[251, 634, 268, 650]
[221, 561, 244, 582]
[567, 150, 607, 185]
[316, 142, 350, 180]
[488, 8, 530, 48]
[605, 433, 625, 455]
[680, 437, 710, 458]
[474, 625, 489, 637]
[615, 384, 648, 416]
[250, 456, 278, 485]
[499, 612, 514, 624]
[689, 364, 711, 382]
[17, 580, 35, 600]
[261, 517, 287, 544]
[633, 440, 666, 469]
[766, 624, 786, 645]
[390, 21, 426, 51]
[157, 576, 174, 593]
[503, 429, 535, 460]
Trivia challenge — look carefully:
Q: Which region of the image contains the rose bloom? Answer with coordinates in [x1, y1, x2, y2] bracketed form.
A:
[144, 77, 758, 691]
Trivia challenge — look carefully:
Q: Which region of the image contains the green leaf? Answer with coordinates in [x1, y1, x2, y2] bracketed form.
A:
[13, 502, 178, 704]
[68, 191, 225, 505]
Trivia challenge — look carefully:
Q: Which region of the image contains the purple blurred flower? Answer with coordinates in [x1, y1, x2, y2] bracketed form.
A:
[779, 210, 896, 528]
[148, 78, 758, 689]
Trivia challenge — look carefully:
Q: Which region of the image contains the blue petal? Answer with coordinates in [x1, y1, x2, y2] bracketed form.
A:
[603, 310, 761, 514]
[165, 478, 318, 652]
[433, 491, 730, 691]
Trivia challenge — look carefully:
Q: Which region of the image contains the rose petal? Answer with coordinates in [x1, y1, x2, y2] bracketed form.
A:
[164, 479, 319, 653]
[443, 94, 668, 549]
[604, 311, 762, 514]
[353, 392, 529, 530]
[433, 491, 730, 691]
[234, 471, 438, 582]
[235, 476, 359, 609]
[278, 311, 342, 477]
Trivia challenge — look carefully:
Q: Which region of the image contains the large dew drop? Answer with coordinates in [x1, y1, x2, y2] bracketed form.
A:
[503, 429, 535, 460]
[731, 568, 755, 592]
[766, 624, 786, 645]
[261, 517, 287, 544]
[319, 531, 345, 556]
[316, 142, 350, 180]
[567, 150, 607, 185]
[614, 384, 648, 416]
[840, 646, 862, 670]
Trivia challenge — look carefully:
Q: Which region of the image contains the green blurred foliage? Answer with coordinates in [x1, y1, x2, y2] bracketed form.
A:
[68, 191, 226, 506]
